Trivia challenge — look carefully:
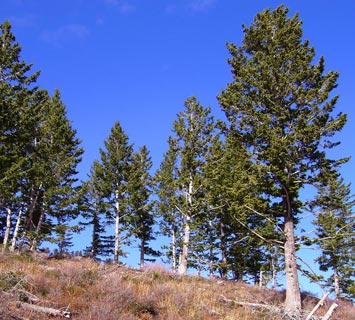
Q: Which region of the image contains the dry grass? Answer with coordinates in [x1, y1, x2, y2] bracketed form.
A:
[0, 252, 354, 320]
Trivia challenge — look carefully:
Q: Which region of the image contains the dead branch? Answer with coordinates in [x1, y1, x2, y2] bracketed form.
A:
[220, 295, 283, 313]
[321, 302, 338, 320]
[305, 292, 330, 320]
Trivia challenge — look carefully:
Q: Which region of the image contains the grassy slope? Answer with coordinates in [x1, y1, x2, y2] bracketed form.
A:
[0, 253, 354, 320]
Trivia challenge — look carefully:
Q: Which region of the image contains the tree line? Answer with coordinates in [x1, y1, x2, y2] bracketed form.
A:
[1, 6, 354, 318]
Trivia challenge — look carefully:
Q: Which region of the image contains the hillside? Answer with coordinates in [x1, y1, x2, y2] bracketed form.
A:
[0, 253, 353, 320]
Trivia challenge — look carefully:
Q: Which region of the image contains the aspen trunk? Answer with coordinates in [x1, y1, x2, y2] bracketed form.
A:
[2, 208, 11, 253]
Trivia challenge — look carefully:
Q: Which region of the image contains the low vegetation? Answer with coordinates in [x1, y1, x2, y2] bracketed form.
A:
[0, 253, 354, 320]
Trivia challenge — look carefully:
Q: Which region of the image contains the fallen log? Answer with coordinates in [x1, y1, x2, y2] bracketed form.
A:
[220, 295, 283, 313]
[17, 302, 71, 318]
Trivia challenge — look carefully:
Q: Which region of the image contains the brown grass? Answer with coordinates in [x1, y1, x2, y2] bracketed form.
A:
[0, 252, 354, 320]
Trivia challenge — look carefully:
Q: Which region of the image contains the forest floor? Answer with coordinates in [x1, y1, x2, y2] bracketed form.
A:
[0, 252, 354, 320]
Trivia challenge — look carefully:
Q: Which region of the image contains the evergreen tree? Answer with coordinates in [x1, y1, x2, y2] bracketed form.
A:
[99, 121, 133, 264]
[21, 89, 83, 252]
[218, 6, 347, 317]
[128, 145, 157, 268]
[311, 173, 355, 300]
[156, 96, 217, 275]
[155, 137, 180, 272]
[81, 161, 114, 259]
[0, 20, 40, 250]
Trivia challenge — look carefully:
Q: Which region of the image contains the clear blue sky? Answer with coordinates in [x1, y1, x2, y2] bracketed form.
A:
[2, 0, 355, 294]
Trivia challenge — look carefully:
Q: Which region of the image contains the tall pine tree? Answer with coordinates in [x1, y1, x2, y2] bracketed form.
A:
[311, 173, 355, 300]
[218, 6, 347, 317]
[99, 121, 133, 263]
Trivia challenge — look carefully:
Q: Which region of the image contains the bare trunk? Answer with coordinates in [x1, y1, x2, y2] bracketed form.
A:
[219, 221, 228, 279]
[178, 219, 190, 275]
[333, 268, 339, 300]
[10, 207, 23, 252]
[18, 183, 42, 252]
[284, 205, 301, 317]
[172, 225, 177, 273]
[208, 220, 214, 277]
[259, 270, 264, 288]
[30, 201, 46, 251]
[140, 239, 145, 269]
[177, 177, 193, 275]
[2, 208, 12, 253]
[114, 192, 120, 264]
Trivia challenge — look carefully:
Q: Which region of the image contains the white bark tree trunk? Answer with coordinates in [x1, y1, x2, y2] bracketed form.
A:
[10, 208, 23, 252]
[177, 177, 193, 275]
[284, 212, 301, 317]
[114, 191, 120, 264]
[171, 226, 177, 273]
[2, 208, 11, 253]
[178, 218, 190, 275]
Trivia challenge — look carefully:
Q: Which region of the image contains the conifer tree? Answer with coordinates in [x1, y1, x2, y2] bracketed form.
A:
[156, 97, 217, 275]
[99, 121, 133, 264]
[311, 173, 355, 300]
[81, 161, 114, 259]
[155, 137, 180, 272]
[218, 6, 347, 316]
[0, 20, 40, 250]
[128, 145, 157, 268]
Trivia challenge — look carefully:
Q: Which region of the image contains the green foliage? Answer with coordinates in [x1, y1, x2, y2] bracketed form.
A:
[0, 21, 83, 253]
[311, 172, 355, 299]
[217, 5, 348, 315]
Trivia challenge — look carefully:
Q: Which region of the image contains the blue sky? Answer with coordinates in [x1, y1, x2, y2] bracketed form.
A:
[2, 0, 355, 293]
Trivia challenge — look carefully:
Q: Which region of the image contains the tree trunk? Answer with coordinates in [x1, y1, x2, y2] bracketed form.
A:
[333, 268, 339, 300]
[114, 192, 120, 264]
[171, 225, 177, 273]
[2, 208, 12, 253]
[140, 239, 145, 268]
[178, 219, 190, 275]
[10, 207, 23, 252]
[30, 201, 46, 252]
[284, 212, 301, 317]
[219, 221, 228, 279]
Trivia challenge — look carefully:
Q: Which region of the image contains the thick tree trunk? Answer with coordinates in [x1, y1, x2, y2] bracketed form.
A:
[284, 211, 301, 317]
[2, 208, 11, 253]
[178, 219, 190, 275]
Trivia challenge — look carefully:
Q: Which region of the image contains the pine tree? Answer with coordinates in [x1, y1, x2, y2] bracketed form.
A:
[311, 173, 355, 300]
[156, 96, 217, 275]
[155, 137, 180, 272]
[0, 20, 40, 251]
[128, 145, 157, 268]
[81, 161, 114, 259]
[99, 121, 133, 264]
[218, 6, 347, 316]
